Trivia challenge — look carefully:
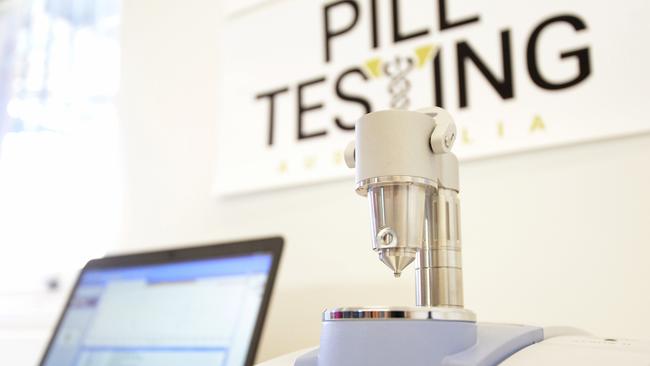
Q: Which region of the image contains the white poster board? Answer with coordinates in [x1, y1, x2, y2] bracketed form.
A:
[215, 0, 650, 195]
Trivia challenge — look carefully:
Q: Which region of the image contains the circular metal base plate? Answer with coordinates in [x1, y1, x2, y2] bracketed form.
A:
[323, 306, 476, 322]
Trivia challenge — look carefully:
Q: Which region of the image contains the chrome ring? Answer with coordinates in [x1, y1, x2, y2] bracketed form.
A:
[355, 175, 437, 195]
[323, 307, 476, 322]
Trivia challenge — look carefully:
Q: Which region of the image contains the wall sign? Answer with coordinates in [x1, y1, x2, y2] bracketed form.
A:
[214, 0, 650, 195]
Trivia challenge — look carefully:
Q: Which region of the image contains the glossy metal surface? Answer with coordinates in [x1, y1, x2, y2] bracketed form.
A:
[323, 306, 476, 322]
[355, 175, 437, 196]
[363, 176, 465, 306]
[417, 188, 464, 307]
[367, 181, 432, 277]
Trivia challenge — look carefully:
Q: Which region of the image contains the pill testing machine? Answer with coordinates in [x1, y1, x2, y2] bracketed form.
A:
[259, 107, 650, 366]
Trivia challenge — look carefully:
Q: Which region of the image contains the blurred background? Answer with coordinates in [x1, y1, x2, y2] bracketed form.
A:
[0, 0, 649, 365]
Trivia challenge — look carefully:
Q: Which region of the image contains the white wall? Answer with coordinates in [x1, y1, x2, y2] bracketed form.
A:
[120, 0, 650, 362]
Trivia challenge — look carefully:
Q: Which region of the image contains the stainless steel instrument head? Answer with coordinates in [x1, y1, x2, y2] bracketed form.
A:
[345, 107, 465, 308]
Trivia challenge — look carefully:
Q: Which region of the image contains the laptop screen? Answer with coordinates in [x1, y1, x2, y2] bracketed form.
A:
[42, 253, 274, 366]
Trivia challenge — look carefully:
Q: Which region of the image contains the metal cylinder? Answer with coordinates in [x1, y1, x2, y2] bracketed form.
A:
[366, 179, 433, 276]
[415, 188, 464, 307]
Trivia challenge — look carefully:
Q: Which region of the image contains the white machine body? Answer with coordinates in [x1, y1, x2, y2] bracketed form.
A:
[502, 335, 650, 365]
[259, 334, 650, 366]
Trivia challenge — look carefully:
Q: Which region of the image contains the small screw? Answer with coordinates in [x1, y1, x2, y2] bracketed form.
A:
[444, 132, 455, 149]
[381, 232, 393, 245]
[46, 277, 60, 292]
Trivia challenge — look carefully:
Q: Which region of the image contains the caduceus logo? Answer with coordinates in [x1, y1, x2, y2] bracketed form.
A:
[363, 44, 437, 110]
[384, 56, 414, 109]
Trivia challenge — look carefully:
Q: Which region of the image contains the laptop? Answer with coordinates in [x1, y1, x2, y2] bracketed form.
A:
[39, 237, 283, 366]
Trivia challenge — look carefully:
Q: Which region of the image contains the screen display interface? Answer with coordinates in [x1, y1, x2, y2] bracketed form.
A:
[42, 253, 273, 366]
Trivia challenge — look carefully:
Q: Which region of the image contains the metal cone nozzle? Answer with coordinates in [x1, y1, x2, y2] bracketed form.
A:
[378, 248, 417, 278]
[368, 183, 429, 278]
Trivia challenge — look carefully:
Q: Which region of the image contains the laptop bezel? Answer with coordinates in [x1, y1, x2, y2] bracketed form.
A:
[38, 236, 284, 366]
